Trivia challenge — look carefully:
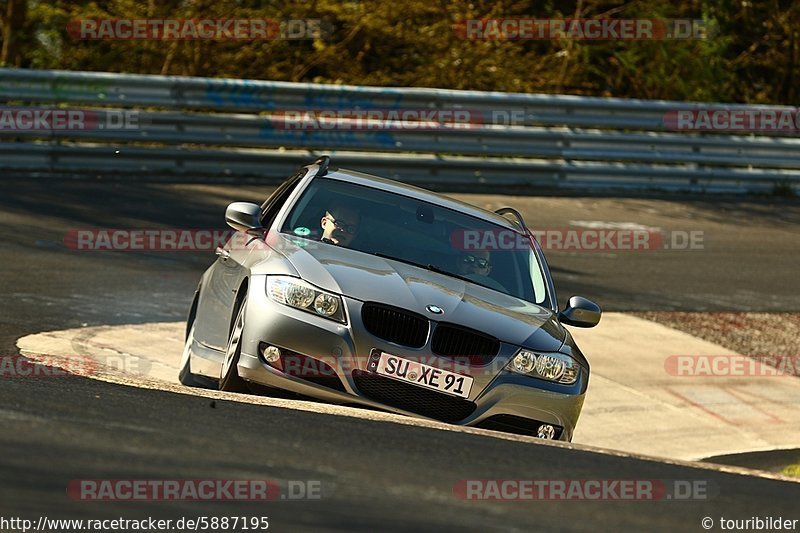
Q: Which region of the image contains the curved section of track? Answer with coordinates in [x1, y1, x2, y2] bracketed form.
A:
[17, 314, 800, 462]
[3, 180, 800, 529]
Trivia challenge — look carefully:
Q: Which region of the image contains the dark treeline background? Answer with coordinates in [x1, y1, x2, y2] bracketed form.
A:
[1, 0, 798, 104]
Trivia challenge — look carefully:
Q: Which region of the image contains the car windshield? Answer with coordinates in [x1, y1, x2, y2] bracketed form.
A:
[280, 177, 549, 305]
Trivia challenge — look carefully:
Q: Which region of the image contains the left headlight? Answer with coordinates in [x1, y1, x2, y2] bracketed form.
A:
[267, 276, 346, 324]
[508, 349, 580, 385]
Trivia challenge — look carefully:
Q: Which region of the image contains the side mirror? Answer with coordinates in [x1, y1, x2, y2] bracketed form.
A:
[559, 296, 601, 328]
[225, 202, 263, 233]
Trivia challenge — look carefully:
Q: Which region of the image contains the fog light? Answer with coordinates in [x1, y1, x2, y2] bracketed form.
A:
[262, 345, 281, 364]
[537, 424, 556, 440]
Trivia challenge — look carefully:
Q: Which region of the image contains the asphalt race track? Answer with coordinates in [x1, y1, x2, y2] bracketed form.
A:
[2, 179, 799, 531]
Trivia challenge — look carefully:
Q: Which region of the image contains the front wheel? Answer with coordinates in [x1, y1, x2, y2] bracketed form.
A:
[219, 294, 249, 392]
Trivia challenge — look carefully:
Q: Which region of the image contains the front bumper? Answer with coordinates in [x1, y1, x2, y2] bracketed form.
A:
[237, 276, 587, 441]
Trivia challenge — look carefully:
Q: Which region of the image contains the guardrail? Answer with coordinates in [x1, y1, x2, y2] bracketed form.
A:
[1, 68, 799, 193]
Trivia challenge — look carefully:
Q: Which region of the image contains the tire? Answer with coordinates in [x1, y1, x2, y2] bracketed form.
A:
[219, 294, 249, 392]
[178, 324, 208, 388]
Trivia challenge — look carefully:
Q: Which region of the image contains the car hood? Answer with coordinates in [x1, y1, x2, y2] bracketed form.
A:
[270, 235, 565, 351]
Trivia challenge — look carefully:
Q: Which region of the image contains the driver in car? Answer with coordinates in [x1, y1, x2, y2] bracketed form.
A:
[458, 249, 492, 276]
[457, 249, 506, 292]
[320, 205, 360, 247]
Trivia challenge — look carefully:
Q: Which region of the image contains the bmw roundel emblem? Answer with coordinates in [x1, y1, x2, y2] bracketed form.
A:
[426, 305, 444, 315]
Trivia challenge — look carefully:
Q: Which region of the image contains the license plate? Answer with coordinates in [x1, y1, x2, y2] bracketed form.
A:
[366, 350, 473, 399]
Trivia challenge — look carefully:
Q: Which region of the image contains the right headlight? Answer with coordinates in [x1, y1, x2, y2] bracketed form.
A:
[508, 350, 580, 385]
[266, 276, 347, 324]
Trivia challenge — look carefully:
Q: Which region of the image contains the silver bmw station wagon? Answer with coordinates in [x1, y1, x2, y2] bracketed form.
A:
[179, 156, 601, 441]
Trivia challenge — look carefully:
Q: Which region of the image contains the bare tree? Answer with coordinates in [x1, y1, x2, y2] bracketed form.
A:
[1, 0, 27, 66]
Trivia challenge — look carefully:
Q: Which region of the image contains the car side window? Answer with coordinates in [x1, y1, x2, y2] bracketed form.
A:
[260, 171, 304, 227]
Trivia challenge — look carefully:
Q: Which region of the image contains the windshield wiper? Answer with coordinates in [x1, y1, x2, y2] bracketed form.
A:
[372, 253, 488, 287]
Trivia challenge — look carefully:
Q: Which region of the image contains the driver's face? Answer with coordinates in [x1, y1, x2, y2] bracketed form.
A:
[458, 249, 491, 275]
[321, 207, 360, 246]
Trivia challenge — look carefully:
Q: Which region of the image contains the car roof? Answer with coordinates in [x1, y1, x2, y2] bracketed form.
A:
[320, 168, 521, 231]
